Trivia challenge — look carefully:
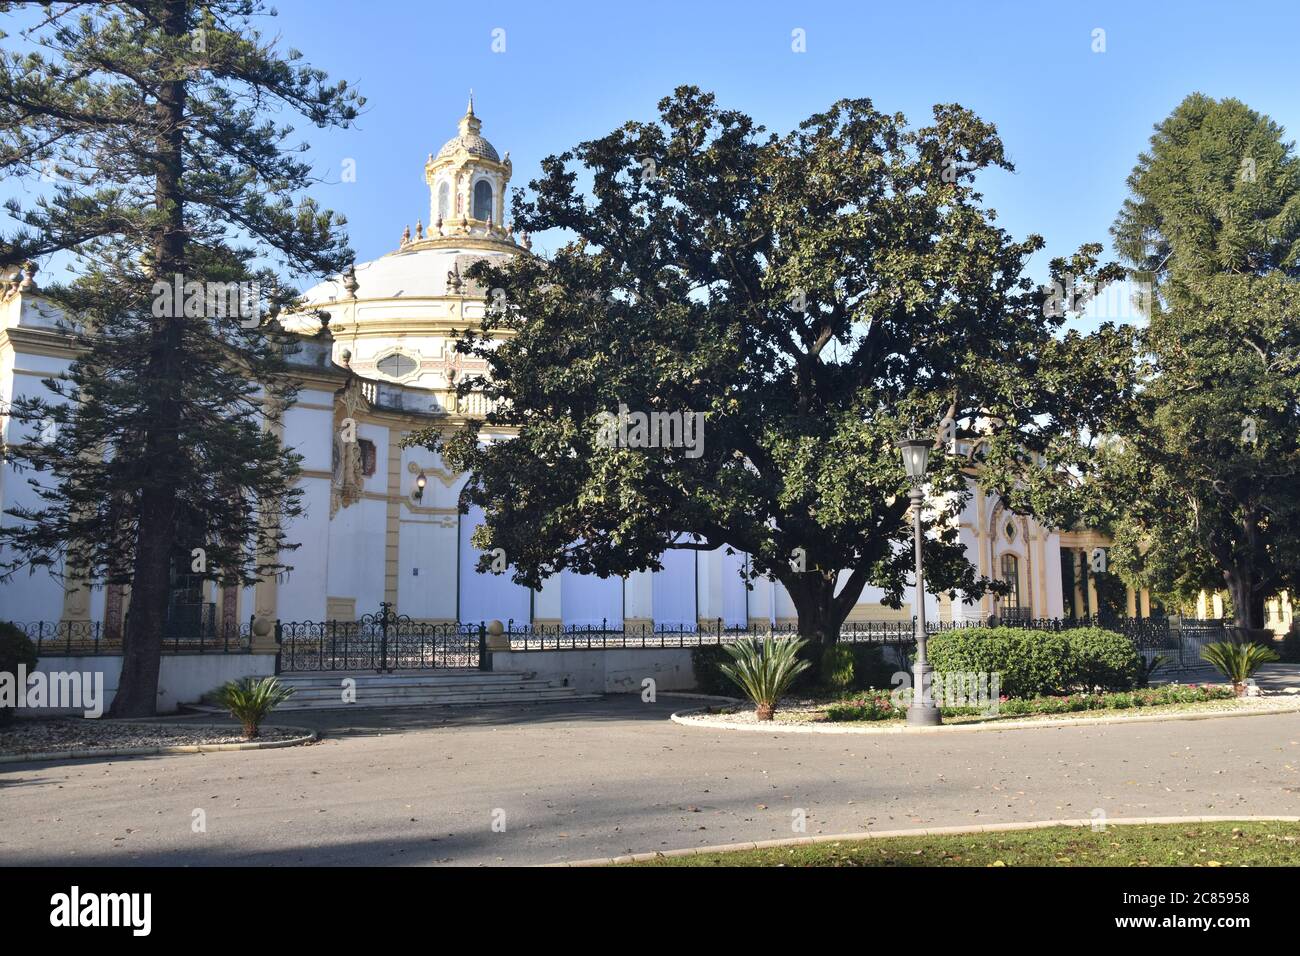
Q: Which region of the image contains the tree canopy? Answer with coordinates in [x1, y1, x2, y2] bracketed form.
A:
[412, 87, 1135, 641]
[1100, 93, 1300, 630]
[0, 0, 359, 713]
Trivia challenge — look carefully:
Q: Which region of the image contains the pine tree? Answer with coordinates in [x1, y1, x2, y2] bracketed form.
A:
[0, 1, 360, 714]
[1102, 94, 1300, 631]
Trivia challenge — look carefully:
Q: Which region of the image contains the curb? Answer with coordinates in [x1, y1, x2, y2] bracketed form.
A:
[0, 723, 319, 765]
[548, 815, 1300, 867]
[670, 697, 1300, 735]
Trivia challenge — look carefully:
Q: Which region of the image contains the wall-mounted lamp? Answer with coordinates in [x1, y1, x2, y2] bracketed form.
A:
[414, 470, 427, 502]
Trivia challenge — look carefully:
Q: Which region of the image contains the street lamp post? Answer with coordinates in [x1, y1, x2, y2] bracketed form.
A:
[896, 435, 941, 726]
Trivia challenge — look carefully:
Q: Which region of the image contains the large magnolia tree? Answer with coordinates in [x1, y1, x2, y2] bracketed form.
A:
[0, 1, 358, 714]
[412, 87, 1134, 643]
[1100, 94, 1300, 631]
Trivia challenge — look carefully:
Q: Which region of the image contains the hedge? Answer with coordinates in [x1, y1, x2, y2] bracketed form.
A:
[927, 626, 1140, 699]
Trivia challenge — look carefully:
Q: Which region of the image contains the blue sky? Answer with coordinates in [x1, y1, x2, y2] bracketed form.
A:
[10, 1, 1300, 318]
[268, 0, 1300, 301]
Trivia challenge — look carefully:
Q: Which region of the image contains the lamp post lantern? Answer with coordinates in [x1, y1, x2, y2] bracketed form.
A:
[896, 435, 941, 726]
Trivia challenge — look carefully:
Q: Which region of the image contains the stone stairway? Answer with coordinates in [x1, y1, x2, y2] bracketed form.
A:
[260, 670, 600, 711]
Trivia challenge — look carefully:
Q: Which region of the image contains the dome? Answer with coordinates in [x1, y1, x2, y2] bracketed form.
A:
[435, 94, 500, 162]
[436, 132, 499, 162]
[300, 243, 517, 305]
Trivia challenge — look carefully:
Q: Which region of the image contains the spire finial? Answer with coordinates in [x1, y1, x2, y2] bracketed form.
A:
[467, 89, 475, 116]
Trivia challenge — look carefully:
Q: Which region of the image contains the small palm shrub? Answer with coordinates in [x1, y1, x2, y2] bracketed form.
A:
[212, 676, 294, 739]
[1201, 640, 1280, 695]
[0, 622, 38, 726]
[719, 636, 810, 720]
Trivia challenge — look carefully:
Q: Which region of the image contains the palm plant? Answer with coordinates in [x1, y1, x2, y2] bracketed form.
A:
[213, 676, 295, 739]
[719, 636, 810, 720]
[1201, 640, 1280, 695]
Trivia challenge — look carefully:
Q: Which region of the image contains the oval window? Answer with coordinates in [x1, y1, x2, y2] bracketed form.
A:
[376, 352, 418, 380]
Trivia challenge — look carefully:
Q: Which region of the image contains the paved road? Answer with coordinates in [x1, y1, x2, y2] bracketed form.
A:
[2, 697, 1299, 866]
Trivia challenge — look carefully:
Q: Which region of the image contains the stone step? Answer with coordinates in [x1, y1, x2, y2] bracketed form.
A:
[204, 669, 595, 711]
[274, 670, 543, 687]
[272, 689, 601, 712]
[279, 682, 570, 701]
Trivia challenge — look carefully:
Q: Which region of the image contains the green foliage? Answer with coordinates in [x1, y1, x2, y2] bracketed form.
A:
[1200, 639, 1281, 688]
[824, 683, 1232, 722]
[212, 676, 294, 739]
[842, 642, 898, 690]
[690, 645, 740, 697]
[819, 643, 856, 693]
[0, 622, 38, 725]
[1063, 627, 1141, 692]
[1278, 629, 1300, 664]
[825, 691, 901, 722]
[411, 86, 1133, 643]
[928, 627, 1068, 698]
[696, 639, 896, 696]
[928, 626, 1140, 698]
[1137, 654, 1168, 689]
[0, 2, 360, 717]
[718, 636, 811, 719]
[1098, 94, 1300, 628]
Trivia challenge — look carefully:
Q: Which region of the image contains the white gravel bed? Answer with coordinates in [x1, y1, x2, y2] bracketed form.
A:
[680, 693, 1300, 729]
[0, 718, 301, 755]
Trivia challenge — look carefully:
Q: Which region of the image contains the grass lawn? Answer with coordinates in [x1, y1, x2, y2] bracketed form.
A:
[627, 822, 1300, 866]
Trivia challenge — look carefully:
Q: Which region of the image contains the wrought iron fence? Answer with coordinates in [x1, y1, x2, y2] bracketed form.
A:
[276, 603, 483, 672]
[500, 615, 1234, 674]
[7, 609, 1236, 677]
[501, 618, 925, 651]
[8, 618, 252, 656]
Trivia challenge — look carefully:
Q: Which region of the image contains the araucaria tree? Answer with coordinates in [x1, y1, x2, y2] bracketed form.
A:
[1101, 94, 1300, 632]
[413, 87, 1133, 643]
[0, 2, 360, 715]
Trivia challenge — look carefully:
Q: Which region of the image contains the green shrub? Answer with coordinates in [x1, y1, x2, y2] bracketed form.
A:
[1064, 627, 1141, 692]
[0, 622, 38, 726]
[690, 645, 738, 696]
[819, 643, 855, 693]
[792, 639, 826, 693]
[1278, 629, 1300, 664]
[844, 642, 899, 690]
[212, 676, 294, 739]
[825, 690, 901, 722]
[928, 626, 1140, 698]
[718, 636, 810, 720]
[824, 683, 1233, 722]
[928, 627, 1072, 698]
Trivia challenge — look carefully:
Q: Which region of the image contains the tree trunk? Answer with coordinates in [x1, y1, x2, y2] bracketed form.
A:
[109, 0, 188, 718]
[110, 505, 174, 716]
[1223, 566, 1266, 632]
[783, 568, 869, 644]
